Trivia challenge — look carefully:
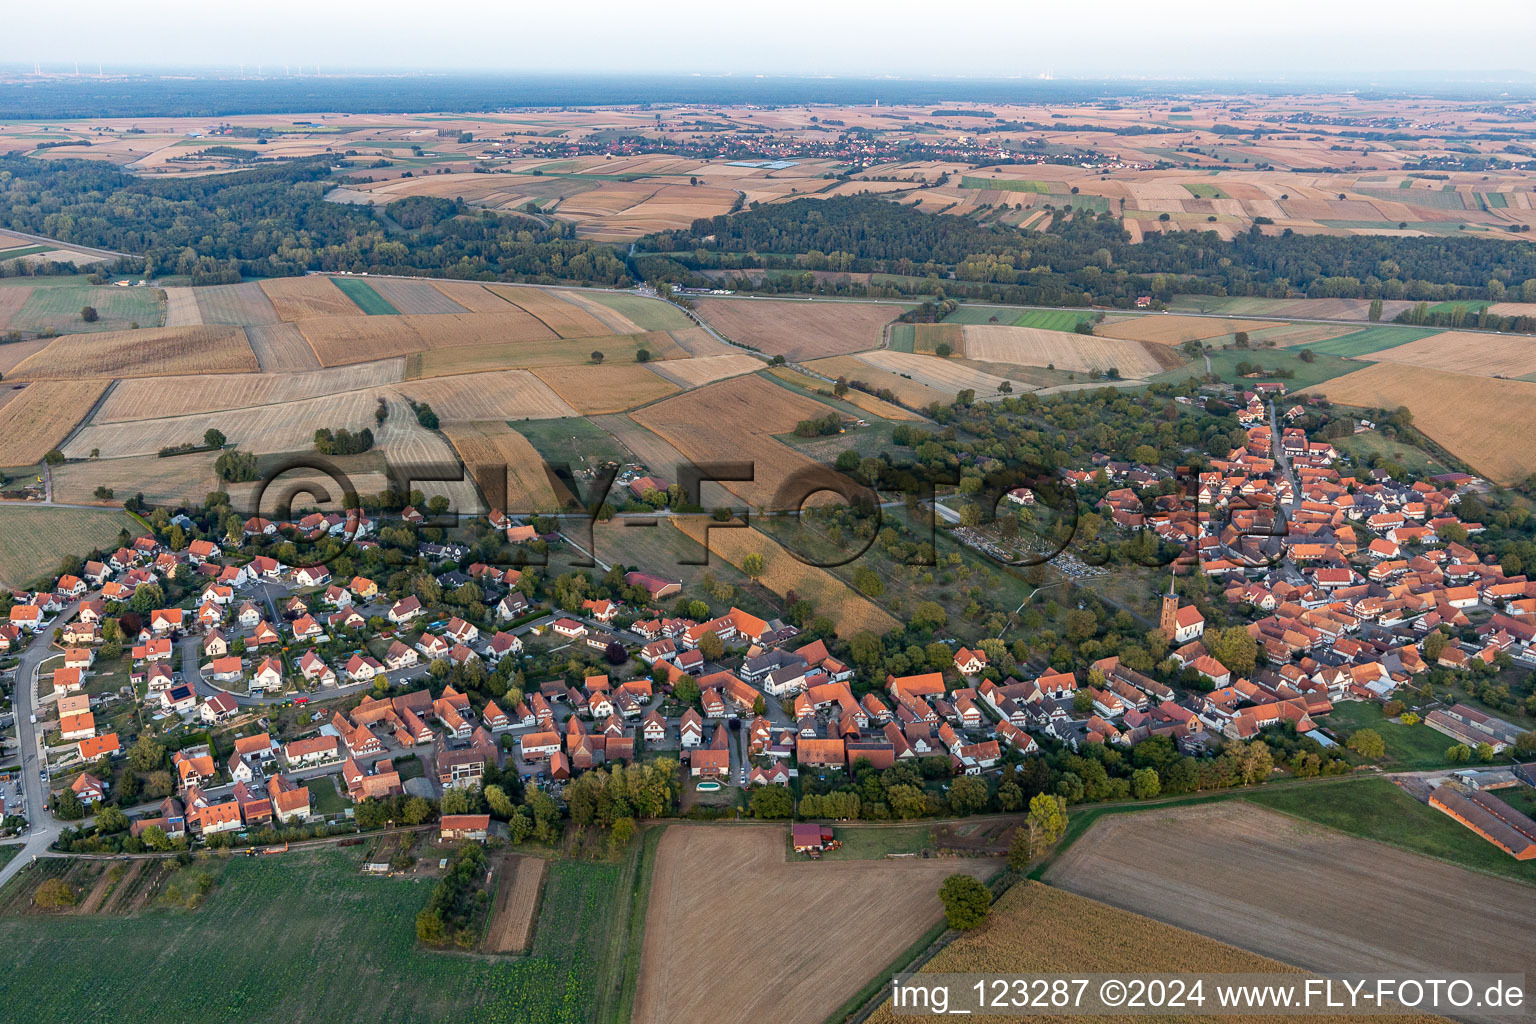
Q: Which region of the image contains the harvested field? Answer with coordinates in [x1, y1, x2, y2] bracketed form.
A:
[856, 350, 1015, 399]
[245, 323, 323, 372]
[1250, 322, 1357, 347]
[0, 339, 50, 375]
[1365, 330, 1536, 378]
[631, 375, 833, 510]
[633, 825, 996, 1024]
[6, 282, 163, 334]
[588, 414, 703, 495]
[443, 421, 564, 513]
[0, 379, 110, 466]
[64, 387, 394, 460]
[0, 506, 147, 587]
[962, 325, 1164, 377]
[53, 451, 218, 509]
[912, 323, 964, 355]
[428, 279, 517, 312]
[483, 855, 547, 954]
[866, 881, 1443, 1024]
[194, 282, 280, 326]
[768, 367, 924, 421]
[527, 364, 678, 414]
[645, 353, 762, 388]
[1308, 363, 1535, 482]
[485, 285, 611, 339]
[1488, 301, 1536, 319]
[95, 363, 404, 422]
[364, 278, 469, 314]
[553, 289, 639, 334]
[1044, 801, 1536, 1012]
[672, 519, 898, 635]
[665, 326, 733, 358]
[582, 291, 692, 331]
[399, 370, 577, 421]
[161, 287, 203, 327]
[404, 331, 683, 378]
[691, 298, 903, 359]
[260, 277, 359, 320]
[1098, 315, 1279, 345]
[297, 311, 558, 366]
[805, 354, 952, 409]
[9, 325, 258, 379]
[331, 277, 397, 315]
[0, 285, 34, 331]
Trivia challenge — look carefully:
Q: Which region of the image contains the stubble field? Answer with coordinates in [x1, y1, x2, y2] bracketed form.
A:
[1361, 330, 1536, 378]
[485, 284, 612, 338]
[1043, 802, 1536, 992]
[691, 298, 904, 359]
[865, 880, 1444, 1024]
[1307, 362, 1536, 482]
[9, 325, 259, 379]
[527, 363, 679, 414]
[633, 826, 998, 1024]
[643, 353, 762, 389]
[961, 325, 1165, 377]
[443, 421, 565, 513]
[631, 374, 833, 510]
[1098, 315, 1279, 345]
[259, 277, 362, 320]
[398, 369, 578, 422]
[856, 349, 1015, 399]
[94, 363, 404, 422]
[0, 379, 111, 466]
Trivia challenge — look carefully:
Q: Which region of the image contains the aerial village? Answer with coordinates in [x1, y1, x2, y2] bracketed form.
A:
[1, 386, 1533, 862]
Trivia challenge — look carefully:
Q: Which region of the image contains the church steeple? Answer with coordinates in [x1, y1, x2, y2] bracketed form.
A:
[1160, 575, 1179, 638]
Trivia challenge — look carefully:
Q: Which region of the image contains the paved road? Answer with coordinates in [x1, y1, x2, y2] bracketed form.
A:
[0, 600, 85, 890]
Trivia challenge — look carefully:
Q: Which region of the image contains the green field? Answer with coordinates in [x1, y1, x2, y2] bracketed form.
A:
[940, 305, 1094, 330]
[0, 245, 54, 260]
[1151, 347, 1358, 390]
[959, 176, 1050, 193]
[1, 280, 164, 335]
[1246, 779, 1536, 886]
[1427, 299, 1491, 315]
[1183, 183, 1230, 199]
[516, 417, 632, 471]
[0, 846, 636, 1023]
[582, 291, 692, 331]
[331, 277, 399, 315]
[1301, 325, 1441, 357]
[0, 507, 147, 588]
[1322, 701, 1461, 769]
[888, 323, 915, 352]
[1009, 309, 1096, 331]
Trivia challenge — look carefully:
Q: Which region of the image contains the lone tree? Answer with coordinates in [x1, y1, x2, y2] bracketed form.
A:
[740, 552, 765, 580]
[80, 306, 98, 323]
[590, 350, 605, 364]
[938, 874, 991, 930]
[1346, 728, 1386, 760]
[203, 428, 226, 449]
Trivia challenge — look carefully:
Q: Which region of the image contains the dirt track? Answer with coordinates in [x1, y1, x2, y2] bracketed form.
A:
[633, 825, 1000, 1024]
[1044, 802, 1536, 1016]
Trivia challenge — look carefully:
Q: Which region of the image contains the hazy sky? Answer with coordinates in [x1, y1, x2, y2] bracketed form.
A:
[10, 0, 1536, 79]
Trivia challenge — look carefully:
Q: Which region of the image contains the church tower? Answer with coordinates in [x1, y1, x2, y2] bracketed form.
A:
[1160, 576, 1179, 638]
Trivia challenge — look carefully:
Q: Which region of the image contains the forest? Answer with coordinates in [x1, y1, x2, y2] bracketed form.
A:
[638, 195, 1536, 308]
[0, 155, 632, 285]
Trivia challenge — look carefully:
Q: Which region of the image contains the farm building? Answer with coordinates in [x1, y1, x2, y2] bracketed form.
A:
[1428, 785, 1536, 860]
[791, 823, 835, 853]
[440, 814, 492, 842]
